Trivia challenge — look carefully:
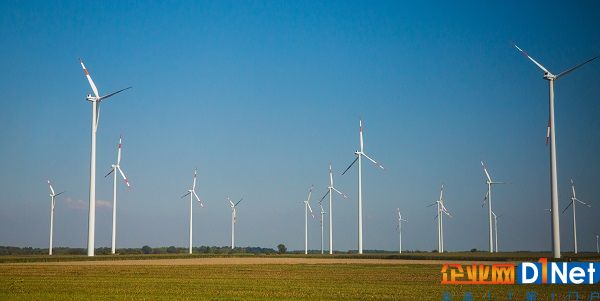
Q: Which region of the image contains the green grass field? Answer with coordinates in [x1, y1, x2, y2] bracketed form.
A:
[0, 259, 594, 300]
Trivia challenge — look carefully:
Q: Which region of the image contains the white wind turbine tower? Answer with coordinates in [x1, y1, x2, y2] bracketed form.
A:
[481, 161, 505, 253]
[562, 179, 591, 254]
[105, 136, 131, 255]
[181, 169, 204, 254]
[396, 208, 407, 254]
[303, 186, 315, 255]
[47, 180, 64, 256]
[228, 197, 242, 249]
[318, 202, 327, 254]
[80, 59, 131, 256]
[342, 119, 384, 254]
[428, 184, 451, 252]
[319, 164, 347, 255]
[514, 44, 598, 258]
[595, 233, 599, 254]
[491, 211, 503, 252]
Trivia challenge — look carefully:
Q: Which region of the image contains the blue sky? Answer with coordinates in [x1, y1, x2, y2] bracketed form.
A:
[1, 0, 599, 252]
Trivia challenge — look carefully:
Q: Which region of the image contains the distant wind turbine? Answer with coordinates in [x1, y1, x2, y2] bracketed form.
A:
[396, 208, 407, 254]
[105, 136, 131, 255]
[562, 179, 591, 254]
[303, 186, 314, 255]
[320, 164, 347, 255]
[595, 234, 599, 254]
[318, 202, 327, 254]
[181, 169, 204, 254]
[513, 43, 598, 258]
[47, 180, 64, 256]
[491, 211, 503, 252]
[228, 197, 243, 249]
[342, 119, 384, 254]
[428, 184, 451, 252]
[80, 59, 131, 256]
[481, 161, 505, 253]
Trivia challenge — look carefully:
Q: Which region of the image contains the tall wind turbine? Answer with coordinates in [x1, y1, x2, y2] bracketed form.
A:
[481, 161, 505, 253]
[562, 179, 591, 254]
[514, 44, 598, 258]
[396, 208, 407, 254]
[491, 211, 503, 252]
[105, 136, 131, 255]
[595, 233, 599, 254]
[342, 119, 384, 254]
[318, 202, 327, 254]
[47, 180, 64, 256]
[228, 197, 242, 249]
[80, 59, 131, 256]
[428, 184, 451, 252]
[319, 164, 347, 255]
[181, 169, 204, 254]
[303, 186, 314, 255]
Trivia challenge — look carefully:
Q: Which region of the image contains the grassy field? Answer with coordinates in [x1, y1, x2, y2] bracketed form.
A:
[0, 259, 593, 300]
[1, 251, 599, 263]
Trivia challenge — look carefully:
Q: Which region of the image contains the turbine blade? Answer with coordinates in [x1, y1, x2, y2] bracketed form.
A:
[481, 161, 492, 182]
[362, 152, 384, 170]
[332, 187, 347, 198]
[575, 199, 591, 207]
[562, 201, 573, 213]
[47, 180, 55, 195]
[117, 136, 123, 164]
[99, 87, 132, 102]
[319, 190, 330, 203]
[235, 198, 243, 207]
[556, 56, 599, 80]
[192, 169, 197, 190]
[229, 199, 235, 207]
[305, 185, 313, 204]
[193, 191, 203, 206]
[55, 191, 65, 197]
[307, 202, 313, 213]
[426, 202, 437, 207]
[105, 168, 115, 178]
[80, 59, 100, 98]
[513, 43, 551, 74]
[341, 157, 358, 175]
[117, 167, 130, 187]
[181, 191, 191, 199]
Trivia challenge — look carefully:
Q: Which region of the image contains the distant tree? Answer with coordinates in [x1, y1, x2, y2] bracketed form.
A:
[277, 244, 287, 254]
[470, 248, 478, 252]
[167, 246, 178, 254]
[141, 245, 152, 254]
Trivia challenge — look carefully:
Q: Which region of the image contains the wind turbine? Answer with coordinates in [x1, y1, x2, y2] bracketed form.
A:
[562, 179, 591, 254]
[105, 136, 131, 255]
[514, 44, 598, 258]
[428, 184, 451, 252]
[319, 164, 347, 255]
[595, 233, 599, 254]
[47, 180, 64, 256]
[181, 169, 204, 254]
[481, 161, 505, 253]
[303, 186, 314, 255]
[342, 119, 384, 254]
[80, 59, 131, 256]
[491, 211, 503, 253]
[396, 208, 407, 254]
[318, 202, 327, 254]
[228, 197, 242, 250]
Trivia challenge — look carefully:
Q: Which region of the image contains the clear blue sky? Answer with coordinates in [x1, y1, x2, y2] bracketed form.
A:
[1, 0, 599, 252]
